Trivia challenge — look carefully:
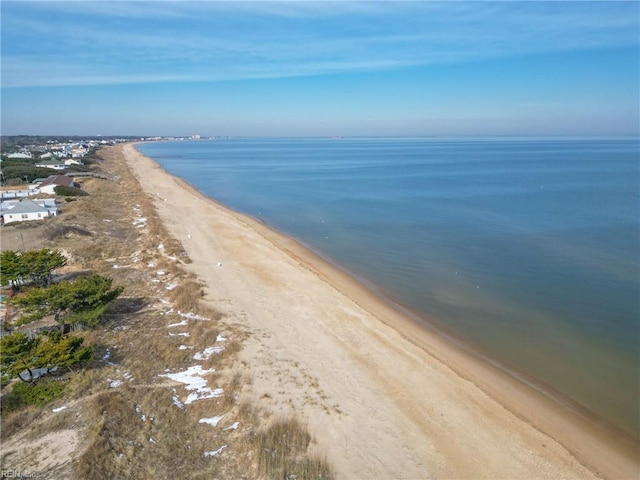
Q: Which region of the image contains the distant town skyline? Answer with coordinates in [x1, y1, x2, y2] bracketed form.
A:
[1, 1, 638, 137]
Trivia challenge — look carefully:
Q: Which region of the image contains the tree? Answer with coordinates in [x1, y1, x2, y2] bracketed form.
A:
[0, 249, 67, 290]
[0, 332, 38, 384]
[0, 331, 93, 383]
[0, 250, 21, 288]
[9, 274, 124, 330]
[19, 249, 67, 287]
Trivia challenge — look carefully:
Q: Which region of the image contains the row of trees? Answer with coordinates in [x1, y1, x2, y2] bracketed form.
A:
[1, 249, 123, 386]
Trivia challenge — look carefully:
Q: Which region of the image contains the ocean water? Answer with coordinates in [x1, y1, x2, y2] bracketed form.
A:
[137, 137, 640, 437]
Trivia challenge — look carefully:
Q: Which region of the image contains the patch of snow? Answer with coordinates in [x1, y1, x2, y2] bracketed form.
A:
[167, 320, 188, 328]
[102, 349, 111, 361]
[156, 270, 166, 276]
[161, 366, 223, 405]
[171, 388, 185, 410]
[166, 283, 178, 290]
[216, 335, 227, 342]
[109, 380, 123, 388]
[178, 345, 191, 350]
[199, 415, 224, 427]
[169, 332, 190, 337]
[179, 311, 209, 321]
[136, 405, 146, 422]
[223, 422, 239, 431]
[204, 445, 228, 457]
[149, 438, 157, 444]
[193, 346, 224, 360]
[52, 406, 67, 413]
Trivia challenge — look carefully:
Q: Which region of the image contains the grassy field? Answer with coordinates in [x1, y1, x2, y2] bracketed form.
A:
[0, 146, 333, 479]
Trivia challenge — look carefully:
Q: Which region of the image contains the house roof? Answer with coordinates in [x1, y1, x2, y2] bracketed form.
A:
[4, 199, 49, 215]
[39, 175, 76, 188]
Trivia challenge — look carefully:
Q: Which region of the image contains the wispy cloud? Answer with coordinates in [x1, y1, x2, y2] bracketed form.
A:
[2, 1, 638, 88]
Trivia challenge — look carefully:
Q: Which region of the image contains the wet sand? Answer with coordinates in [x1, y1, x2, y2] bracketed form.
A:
[122, 143, 638, 479]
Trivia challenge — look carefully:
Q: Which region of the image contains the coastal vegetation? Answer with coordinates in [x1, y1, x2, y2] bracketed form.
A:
[0, 144, 333, 479]
[1, 248, 67, 290]
[0, 159, 56, 184]
[53, 185, 89, 197]
[9, 273, 124, 329]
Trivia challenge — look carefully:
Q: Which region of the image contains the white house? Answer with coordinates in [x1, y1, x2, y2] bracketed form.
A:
[6, 152, 32, 159]
[35, 160, 66, 170]
[1, 199, 56, 224]
[38, 175, 81, 194]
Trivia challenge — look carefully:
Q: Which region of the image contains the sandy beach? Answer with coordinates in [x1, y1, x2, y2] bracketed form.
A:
[123, 143, 638, 480]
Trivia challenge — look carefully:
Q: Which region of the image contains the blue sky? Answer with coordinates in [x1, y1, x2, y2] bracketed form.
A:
[1, 1, 639, 137]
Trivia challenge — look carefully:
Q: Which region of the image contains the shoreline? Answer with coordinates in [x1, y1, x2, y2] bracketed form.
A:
[123, 142, 638, 479]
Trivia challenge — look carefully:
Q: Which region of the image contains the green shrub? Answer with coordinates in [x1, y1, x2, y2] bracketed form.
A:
[2, 379, 66, 412]
[54, 185, 88, 197]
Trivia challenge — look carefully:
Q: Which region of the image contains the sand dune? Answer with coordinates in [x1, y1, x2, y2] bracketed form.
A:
[123, 143, 637, 479]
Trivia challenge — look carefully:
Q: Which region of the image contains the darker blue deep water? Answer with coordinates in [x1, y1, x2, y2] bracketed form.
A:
[138, 138, 639, 437]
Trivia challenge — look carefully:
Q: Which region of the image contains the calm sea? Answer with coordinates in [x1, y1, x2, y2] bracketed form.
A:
[137, 137, 640, 437]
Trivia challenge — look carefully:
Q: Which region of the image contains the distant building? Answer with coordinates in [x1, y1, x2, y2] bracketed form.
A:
[38, 175, 81, 194]
[0, 185, 38, 200]
[35, 159, 66, 170]
[6, 152, 32, 159]
[1, 198, 57, 224]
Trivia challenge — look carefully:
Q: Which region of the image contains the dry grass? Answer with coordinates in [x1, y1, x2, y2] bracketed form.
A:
[0, 407, 41, 439]
[0, 145, 333, 479]
[244, 416, 333, 480]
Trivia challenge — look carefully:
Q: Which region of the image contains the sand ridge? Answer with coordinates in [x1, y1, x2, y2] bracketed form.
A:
[123, 143, 636, 479]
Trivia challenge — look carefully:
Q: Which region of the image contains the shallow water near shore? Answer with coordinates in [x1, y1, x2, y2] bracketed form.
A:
[137, 137, 639, 438]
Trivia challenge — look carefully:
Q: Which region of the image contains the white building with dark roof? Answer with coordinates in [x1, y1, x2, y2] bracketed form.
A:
[38, 175, 81, 194]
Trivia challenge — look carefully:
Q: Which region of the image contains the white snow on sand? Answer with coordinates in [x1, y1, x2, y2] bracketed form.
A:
[199, 415, 224, 427]
[179, 311, 209, 321]
[167, 320, 188, 328]
[171, 388, 185, 410]
[161, 366, 223, 405]
[204, 445, 227, 457]
[193, 346, 224, 360]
